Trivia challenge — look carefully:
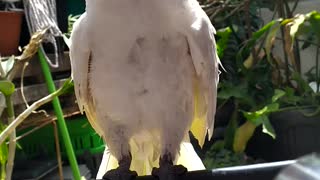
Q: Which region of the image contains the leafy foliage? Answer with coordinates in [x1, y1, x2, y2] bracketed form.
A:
[203, 140, 264, 169]
[204, 148, 247, 169]
[203, 0, 320, 164]
[64, 14, 81, 39]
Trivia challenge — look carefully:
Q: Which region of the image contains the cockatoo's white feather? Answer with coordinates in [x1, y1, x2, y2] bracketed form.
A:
[70, 0, 220, 177]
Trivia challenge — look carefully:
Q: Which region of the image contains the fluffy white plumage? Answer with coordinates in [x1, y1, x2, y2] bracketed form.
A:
[70, 0, 220, 177]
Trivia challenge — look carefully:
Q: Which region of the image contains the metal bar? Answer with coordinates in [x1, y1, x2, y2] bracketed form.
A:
[98, 160, 295, 180]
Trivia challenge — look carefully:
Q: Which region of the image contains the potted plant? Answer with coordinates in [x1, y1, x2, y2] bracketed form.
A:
[195, 0, 279, 169]
[246, 8, 320, 161]
[201, 0, 320, 166]
[0, 0, 23, 56]
[210, 0, 320, 162]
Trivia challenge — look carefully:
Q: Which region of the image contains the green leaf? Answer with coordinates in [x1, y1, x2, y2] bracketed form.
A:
[282, 87, 301, 105]
[218, 82, 248, 99]
[265, 103, 280, 112]
[289, 14, 308, 40]
[299, 27, 315, 50]
[281, 18, 293, 25]
[58, 78, 74, 95]
[272, 89, 286, 102]
[0, 80, 15, 96]
[0, 56, 15, 77]
[0, 123, 8, 166]
[262, 118, 276, 139]
[216, 27, 232, 58]
[243, 103, 279, 126]
[211, 140, 225, 151]
[0, 141, 8, 166]
[233, 120, 256, 153]
[265, 22, 281, 63]
[292, 72, 313, 94]
[252, 20, 277, 40]
[224, 106, 239, 151]
[243, 19, 281, 51]
[308, 11, 320, 41]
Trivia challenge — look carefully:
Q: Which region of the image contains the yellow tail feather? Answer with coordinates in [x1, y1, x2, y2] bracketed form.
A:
[96, 139, 205, 178]
[190, 79, 208, 147]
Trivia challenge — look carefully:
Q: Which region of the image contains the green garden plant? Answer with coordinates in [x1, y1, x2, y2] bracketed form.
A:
[202, 0, 320, 168]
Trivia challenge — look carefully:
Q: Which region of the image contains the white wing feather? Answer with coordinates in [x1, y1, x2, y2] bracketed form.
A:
[69, 14, 90, 114]
[70, 13, 104, 136]
[185, 1, 221, 140]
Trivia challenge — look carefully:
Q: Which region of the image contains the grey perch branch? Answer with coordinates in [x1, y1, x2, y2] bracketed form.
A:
[98, 160, 294, 180]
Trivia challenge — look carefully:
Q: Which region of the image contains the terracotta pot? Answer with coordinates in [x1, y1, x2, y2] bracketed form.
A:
[0, 10, 23, 56]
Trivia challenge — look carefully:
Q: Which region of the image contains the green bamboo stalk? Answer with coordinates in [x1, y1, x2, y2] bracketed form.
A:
[37, 50, 81, 180]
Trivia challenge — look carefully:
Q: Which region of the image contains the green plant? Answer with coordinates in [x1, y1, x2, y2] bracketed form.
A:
[204, 0, 320, 165]
[0, 28, 60, 180]
[0, 55, 17, 180]
[201, 0, 278, 167]
[224, 10, 320, 154]
[63, 14, 81, 48]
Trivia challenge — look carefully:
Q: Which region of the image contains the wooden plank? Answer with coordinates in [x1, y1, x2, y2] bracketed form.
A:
[13, 52, 71, 79]
[12, 78, 69, 106]
[10, 78, 81, 129]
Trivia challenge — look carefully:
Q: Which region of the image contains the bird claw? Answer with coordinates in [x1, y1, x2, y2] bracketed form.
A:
[103, 168, 137, 180]
[152, 164, 187, 180]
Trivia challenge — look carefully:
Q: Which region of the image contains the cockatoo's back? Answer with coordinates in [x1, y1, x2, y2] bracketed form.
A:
[70, 0, 220, 178]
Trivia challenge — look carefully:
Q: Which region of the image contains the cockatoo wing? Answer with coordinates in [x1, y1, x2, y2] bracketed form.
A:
[184, 1, 220, 147]
[69, 14, 103, 135]
[70, 14, 89, 114]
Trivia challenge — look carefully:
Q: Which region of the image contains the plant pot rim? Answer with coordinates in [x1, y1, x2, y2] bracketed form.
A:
[0, 9, 24, 13]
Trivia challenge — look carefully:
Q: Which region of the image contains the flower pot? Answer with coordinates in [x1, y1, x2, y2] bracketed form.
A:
[0, 10, 23, 56]
[246, 110, 320, 161]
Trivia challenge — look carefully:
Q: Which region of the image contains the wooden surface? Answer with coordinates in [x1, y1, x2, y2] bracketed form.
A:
[12, 78, 67, 105]
[13, 52, 71, 80]
[3, 51, 77, 128]
[11, 77, 81, 129]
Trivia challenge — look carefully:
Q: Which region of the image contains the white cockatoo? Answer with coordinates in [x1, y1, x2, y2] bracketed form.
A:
[70, 0, 220, 179]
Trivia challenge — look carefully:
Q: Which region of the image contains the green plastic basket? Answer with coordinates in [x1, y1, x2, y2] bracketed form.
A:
[16, 115, 105, 159]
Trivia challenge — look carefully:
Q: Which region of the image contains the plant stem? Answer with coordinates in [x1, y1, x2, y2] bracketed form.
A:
[316, 44, 320, 92]
[1, 164, 5, 180]
[5, 95, 15, 180]
[276, 37, 320, 47]
[291, 0, 300, 13]
[288, 0, 301, 74]
[53, 121, 64, 180]
[278, 0, 291, 85]
[0, 87, 63, 145]
[224, 101, 239, 151]
[244, 0, 257, 64]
